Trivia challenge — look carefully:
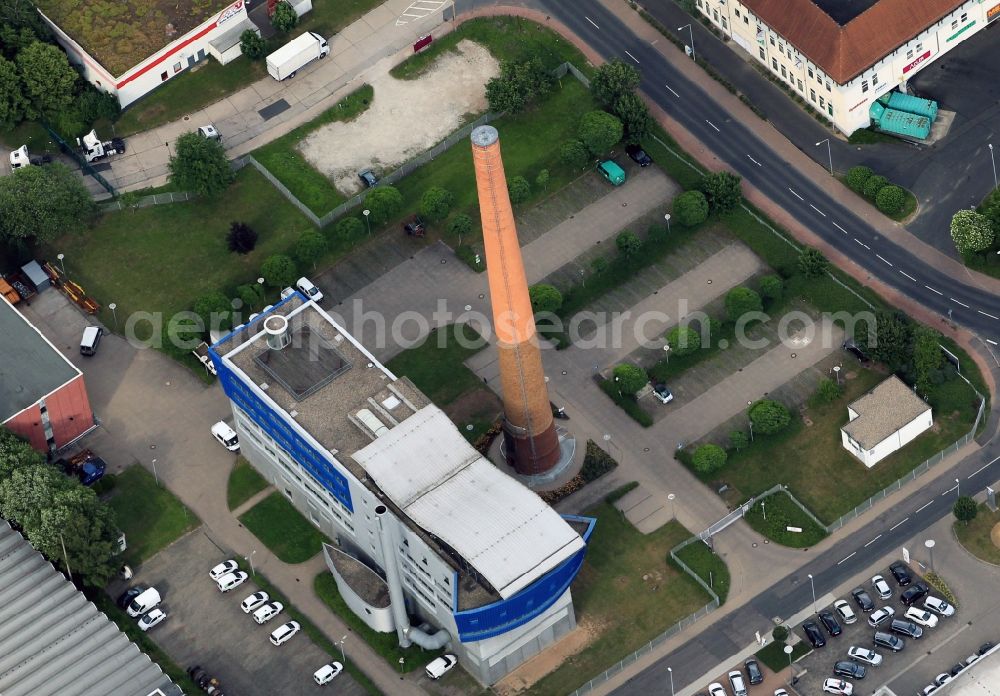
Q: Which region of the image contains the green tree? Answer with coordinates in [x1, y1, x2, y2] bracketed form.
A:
[857, 311, 912, 372]
[117, 190, 142, 213]
[16, 41, 76, 119]
[485, 57, 552, 113]
[240, 29, 266, 59]
[697, 171, 742, 213]
[226, 221, 258, 254]
[813, 378, 842, 405]
[876, 185, 906, 215]
[73, 87, 119, 124]
[725, 286, 763, 322]
[666, 325, 702, 356]
[535, 169, 550, 191]
[419, 186, 454, 221]
[271, 0, 298, 32]
[529, 284, 563, 314]
[295, 229, 327, 269]
[613, 92, 652, 144]
[980, 188, 1000, 233]
[729, 430, 749, 451]
[35, 484, 121, 586]
[590, 58, 640, 108]
[578, 110, 623, 156]
[236, 283, 265, 312]
[612, 363, 647, 395]
[363, 185, 403, 225]
[912, 326, 943, 393]
[953, 496, 977, 525]
[862, 174, 888, 201]
[692, 444, 727, 475]
[950, 209, 994, 255]
[560, 139, 590, 169]
[590, 257, 609, 275]
[845, 165, 873, 193]
[616, 230, 642, 256]
[798, 247, 830, 277]
[0, 163, 96, 244]
[334, 216, 364, 241]
[507, 175, 531, 204]
[168, 131, 233, 197]
[261, 254, 297, 288]
[749, 399, 791, 434]
[0, 429, 44, 480]
[193, 291, 232, 331]
[672, 190, 709, 227]
[758, 274, 783, 303]
[0, 55, 27, 127]
[448, 213, 473, 241]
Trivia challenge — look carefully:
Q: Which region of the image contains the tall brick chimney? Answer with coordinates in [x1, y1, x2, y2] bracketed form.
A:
[470, 125, 560, 475]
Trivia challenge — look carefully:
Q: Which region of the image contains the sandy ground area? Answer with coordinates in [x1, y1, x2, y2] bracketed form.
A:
[298, 39, 500, 195]
[494, 619, 601, 694]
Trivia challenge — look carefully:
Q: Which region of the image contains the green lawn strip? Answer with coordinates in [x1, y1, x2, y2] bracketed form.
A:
[86, 589, 202, 693]
[530, 504, 711, 696]
[672, 540, 731, 603]
[107, 465, 200, 565]
[227, 457, 270, 511]
[313, 573, 441, 672]
[253, 85, 374, 215]
[743, 491, 828, 547]
[0, 120, 60, 155]
[598, 378, 653, 427]
[755, 639, 811, 672]
[953, 504, 1000, 566]
[239, 492, 331, 564]
[386, 323, 486, 404]
[391, 16, 592, 81]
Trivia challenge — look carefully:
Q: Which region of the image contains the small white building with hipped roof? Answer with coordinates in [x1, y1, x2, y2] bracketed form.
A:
[841, 375, 932, 468]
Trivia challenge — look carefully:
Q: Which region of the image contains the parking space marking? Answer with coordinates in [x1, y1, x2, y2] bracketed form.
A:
[889, 517, 909, 531]
[943, 485, 958, 496]
[915, 501, 933, 513]
[837, 551, 857, 565]
[968, 457, 999, 478]
[864, 534, 882, 547]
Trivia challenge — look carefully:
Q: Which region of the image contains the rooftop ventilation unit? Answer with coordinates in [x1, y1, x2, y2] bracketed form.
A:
[263, 314, 291, 351]
[356, 408, 389, 437]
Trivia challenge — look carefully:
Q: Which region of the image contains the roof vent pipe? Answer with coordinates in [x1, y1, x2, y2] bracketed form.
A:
[263, 314, 291, 351]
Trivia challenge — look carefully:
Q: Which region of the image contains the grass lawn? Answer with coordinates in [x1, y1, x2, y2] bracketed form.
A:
[0, 121, 60, 155]
[530, 504, 712, 695]
[743, 491, 828, 547]
[253, 85, 373, 215]
[755, 639, 811, 672]
[387, 323, 487, 405]
[954, 504, 1000, 566]
[226, 457, 270, 511]
[673, 539, 731, 602]
[107, 465, 200, 565]
[314, 573, 442, 672]
[239, 491, 330, 563]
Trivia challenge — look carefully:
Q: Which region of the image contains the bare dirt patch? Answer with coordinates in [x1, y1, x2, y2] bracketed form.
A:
[298, 39, 499, 196]
[494, 618, 602, 695]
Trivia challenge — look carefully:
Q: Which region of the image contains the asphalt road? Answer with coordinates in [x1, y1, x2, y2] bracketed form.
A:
[488, 0, 1000, 345]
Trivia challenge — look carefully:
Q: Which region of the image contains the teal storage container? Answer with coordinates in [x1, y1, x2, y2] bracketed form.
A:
[885, 91, 938, 121]
[877, 107, 931, 139]
[869, 101, 886, 123]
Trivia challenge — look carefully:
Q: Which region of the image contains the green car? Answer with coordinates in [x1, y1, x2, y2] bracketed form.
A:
[597, 160, 626, 186]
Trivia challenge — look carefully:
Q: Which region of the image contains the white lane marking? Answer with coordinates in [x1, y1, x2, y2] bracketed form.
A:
[664, 83, 680, 98]
[747, 154, 762, 167]
[889, 517, 909, 531]
[625, 50, 640, 64]
[854, 238, 870, 250]
[950, 298, 970, 308]
[988, 339, 999, 346]
[837, 552, 857, 565]
[832, 222, 847, 233]
[942, 485, 958, 496]
[788, 187, 804, 200]
[877, 254, 893, 267]
[900, 270, 917, 281]
[968, 457, 999, 479]
[705, 119, 720, 132]
[810, 204, 826, 217]
[924, 285, 943, 296]
[395, 0, 446, 24]
[914, 501, 933, 514]
[979, 310, 1000, 320]
[585, 16, 600, 29]
[864, 534, 882, 547]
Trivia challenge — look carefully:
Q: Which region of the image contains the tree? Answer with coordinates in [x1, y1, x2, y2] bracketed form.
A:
[334, 216, 364, 241]
[73, 87, 119, 124]
[950, 209, 994, 255]
[667, 325, 702, 356]
[857, 310, 912, 372]
[261, 254, 297, 288]
[36, 484, 121, 586]
[590, 58, 640, 109]
[697, 171, 742, 213]
[749, 399, 791, 434]
[168, 131, 233, 197]
[271, 0, 298, 32]
[616, 230, 642, 256]
[862, 174, 888, 201]
[535, 169, 550, 191]
[912, 326, 943, 393]
[981, 188, 1000, 233]
[529, 284, 563, 314]
[798, 247, 830, 277]
[876, 185, 906, 215]
[0, 163, 96, 244]
[236, 283, 264, 312]
[729, 430, 749, 451]
[295, 229, 327, 269]
[725, 286, 762, 322]
[16, 41, 76, 119]
[485, 57, 552, 113]
[613, 92, 653, 144]
[578, 110, 623, 156]
[240, 29, 266, 59]
[758, 274, 783, 303]
[507, 176, 530, 204]
[448, 213, 473, 241]
[117, 189, 142, 213]
[953, 496, 978, 525]
[363, 185, 403, 225]
[590, 257, 609, 275]
[193, 291, 232, 331]
[813, 378, 842, 404]
[612, 363, 647, 395]
[227, 221, 258, 254]
[672, 190, 709, 227]
[0, 429, 44, 480]
[692, 444, 727, 475]
[560, 139, 590, 169]
[419, 186, 454, 221]
[845, 166, 873, 193]
[0, 55, 27, 127]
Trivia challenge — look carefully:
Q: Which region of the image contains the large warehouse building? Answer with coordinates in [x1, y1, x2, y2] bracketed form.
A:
[696, 0, 1000, 134]
[210, 294, 595, 685]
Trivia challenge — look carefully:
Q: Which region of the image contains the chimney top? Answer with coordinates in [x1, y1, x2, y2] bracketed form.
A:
[470, 125, 499, 148]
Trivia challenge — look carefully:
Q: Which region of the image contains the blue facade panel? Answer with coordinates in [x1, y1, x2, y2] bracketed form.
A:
[453, 515, 595, 642]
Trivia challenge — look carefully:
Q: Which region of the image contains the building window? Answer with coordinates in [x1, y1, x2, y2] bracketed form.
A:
[721, 17, 727, 29]
[872, 73, 879, 86]
[770, 35, 775, 46]
[713, 9, 719, 21]
[808, 67, 814, 79]
[916, 42, 922, 52]
[861, 80, 869, 93]
[772, 58, 778, 71]
[951, 19, 958, 29]
[160, 71, 168, 81]
[759, 47, 765, 60]
[734, 8, 740, 16]
[906, 49, 913, 60]
[780, 65, 786, 78]
[828, 104, 834, 116]
[810, 89, 816, 102]
[826, 80, 831, 92]
[960, 12, 967, 22]
[819, 96, 825, 108]
[173, 62, 182, 74]
[744, 15, 749, 25]
[797, 78, 803, 91]
[696, 0, 702, 7]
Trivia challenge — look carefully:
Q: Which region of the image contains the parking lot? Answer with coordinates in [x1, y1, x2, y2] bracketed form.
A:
[115, 529, 368, 696]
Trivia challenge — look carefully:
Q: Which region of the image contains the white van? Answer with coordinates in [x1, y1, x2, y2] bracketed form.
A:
[211, 422, 239, 451]
[80, 326, 103, 355]
[296, 276, 324, 303]
[126, 587, 161, 617]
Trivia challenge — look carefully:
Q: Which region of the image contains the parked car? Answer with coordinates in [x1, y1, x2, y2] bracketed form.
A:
[211, 421, 239, 451]
[889, 561, 913, 586]
[425, 654, 458, 680]
[868, 606, 895, 628]
[253, 601, 284, 624]
[950, 663, 965, 676]
[209, 560, 239, 580]
[819, 610, 843, 636]
[822, 678, 854, 695]
[138, 607, 167, 632]
[241, 591, 269, 614]
[979, 642, 995, 656]
[597, 159, 626, 186]
[904, 607, 939, 628]
[625, 144, 653, 166]
[117, 586, 144, 609]
[126, 587, 162, 617]
[403, 215, 426, 237]
[923, 596, 955, 617]
[900, 582, 931, 606]
[966, 653, 982, 666]
[922, 686, 938, 695]
[871, 575, 893, 600]
[216, 571, 249, 593]
[834, 599, 858, 624]
[313, 661, 343, 685]
[80, 325, 103, 356]
[358, 169, 378, 188]
[873, 631, 905, 652]
[653, 383, 674, 404]
[847, 646, 882, 666]
[728, 670, 747, 696]
[851, 588, 875, 613]
[707, 684, 727, 696]
[774, 690, 789, 696]
[744, 657, 764, 684]
[198, 124, 222, 141]
[934, 673, 952, 686]
[296, 276, 324, 303]
[803, 621, 826, 648]
[889, 618, 923, 639]
[269, 620, 301, 645]
[833, 660, 866, 680]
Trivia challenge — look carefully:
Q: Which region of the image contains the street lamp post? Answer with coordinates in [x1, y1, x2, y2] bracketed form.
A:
[989, 143, 997, 190]
[363, 209, 372, 237]
[57, 253, 66, 276]
[807, 573, 817, 613]
[247, 549, 257, 576]
[664, 212, 672, 235]
[109, 302, 118, 330]
[667, 666, 675, 696]
[784, 643, 794, 673]
[151, 458, 159, 486]
[338, 635, 347, 662]
[399, 657, 405, 673]
[678, 25, 695, 61]
[815, 139, 833, 175]
[925, 539, 935, 571]
[956, 478, 961, 498]
[668, 493, 676, 519]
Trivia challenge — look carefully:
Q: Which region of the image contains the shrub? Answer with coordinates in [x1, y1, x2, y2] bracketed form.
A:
[485, 57, 552, 113]
[729, 430, 749, 451]
[363, 185, 403, 225]
[419, 186, 454, 221]
[529, 284, 563, 314]
[666, 325, 702, 356]
[798, 248, 830, 277]
[168, 132, 233, 197]
[813, 378, 842, 405]
[697, 171, 742, 213]
[692, 444, 727, 475]
[448, 213, 473, 240]
[845, 165, 873, 193]
[953, 496, 978, 524]
[725, 287, 762, 322]
[236, 283, 264, 311]
[772, 625, 789, 642]
[334, 216, 364, 240]
[924, 571, 959, 607]
[193, 291, 232, 331]
[507, 175, 531, 204]
[612, 363, 647, 395]
[672, 190, 709, 227]
[535, 169, 550, 191]
[240, 30, 266, 59]
[295, 229, 327, 269]
[950, 209, 995, 255]
[560, 139, 590, 169]
[581, 440, 618, 482]
[616, 231, 642, 256]
[271, 0, 298, 32]
[749, 399, 791, 435]
[758, 274, 783, 303]
[226, 221, 258, 254]
[590, 257, 610, 275]
[862, 174, 889, 200]
[578, 110, 623, 156]
[261, 254, 297, 288]
[875, 185, 906, 215]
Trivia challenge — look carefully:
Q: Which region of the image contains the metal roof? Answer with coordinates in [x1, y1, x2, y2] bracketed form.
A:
[842, 375, 930, 450]
[353, 406, 586, 599]
[0, 521, 180, 696]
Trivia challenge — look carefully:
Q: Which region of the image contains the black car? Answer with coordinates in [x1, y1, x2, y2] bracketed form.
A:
[979, 642, 995, 656]
[625, 144, 653, 167]
[851, 587, 875, 613]
[833, 660, 867, 680]
[117, 586, 144, 609]
[874, 631, 905, 652]
[744, 657, 764, 684]
[358, 169, 378, 188]
[900, 582, 931, 606]
[889, 561, 913, 586]
[889, 618, 923, 639]
[951, 663, 966, 676]
[803, 621, 826, 648]
[819, 610, 843, 636]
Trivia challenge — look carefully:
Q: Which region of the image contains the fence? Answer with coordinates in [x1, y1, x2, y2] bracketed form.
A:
[101, 191, 196, 211]
[42, 122, 116, 197]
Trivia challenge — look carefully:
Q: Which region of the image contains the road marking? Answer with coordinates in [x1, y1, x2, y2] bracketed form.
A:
[664, 83, 680, 98]
[924, 285, 943, 296]
[788, 187, 804, 200]
[810, 204, 826, 217]
[832, 222, 847, 233]
[968, 457, 999, 478]
[854, 238, 870, 250]
[889, 517, 909, 531]
[942, 485, 958, 496]
[950, 298, 970, 308]
[625, 50, 640, 64]
[585, 16, 600, 29]
[979, 310, 1000, 320]
[837, 552, 857, 565]
[864, 534, 882, 547]
[914, 501, 933, 514]
[876, 254, 893, 267]
[988, 339, 999, 346]
[705, 119, 720, 132]
[899, 270, 917, 282]
[747, 154, 762, 167]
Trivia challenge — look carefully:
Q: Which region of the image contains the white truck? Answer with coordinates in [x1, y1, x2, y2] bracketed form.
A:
[8, 145, 51, 171]
[266, 31, 329, 81]
[77, 129, 126, 163]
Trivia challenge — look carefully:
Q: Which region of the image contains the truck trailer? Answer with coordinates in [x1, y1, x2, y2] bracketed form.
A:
[266, 31, 329, 81]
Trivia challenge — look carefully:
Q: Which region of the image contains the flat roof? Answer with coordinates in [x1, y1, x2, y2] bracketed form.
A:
[947, 645, 1000, 694]
[0, 296, 81, 423]
[35, 0, 231, 75]
[842, 375, 930, 450]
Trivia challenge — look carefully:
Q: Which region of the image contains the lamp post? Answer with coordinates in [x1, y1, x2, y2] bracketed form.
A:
[151, 458, 159, 486]
[399, 657, 405, 673]
[925, 539, 935, 571]
[109, 302, 118, 330]
[57, 253, 66, 276]
[784, 643, 794, 671]
[363, 209, 371, 237]
[989, 143, 997, 190]
[247, 548, 257, 576]
[678, 24, 695, 60]
[668, 493, 676, 519]
[815, 139, 833, 175]
[956, 478, 961, 498]
[664, 212, 672, 235]
[807, 573, 817, 613]
[338, 635, 347, 662]
[667, 666, 675, 696]
[748, 400, 754, 442]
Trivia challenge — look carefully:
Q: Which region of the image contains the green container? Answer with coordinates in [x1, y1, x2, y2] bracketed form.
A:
[885, 91, 938, 121]
[877, 107, 931, 139]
